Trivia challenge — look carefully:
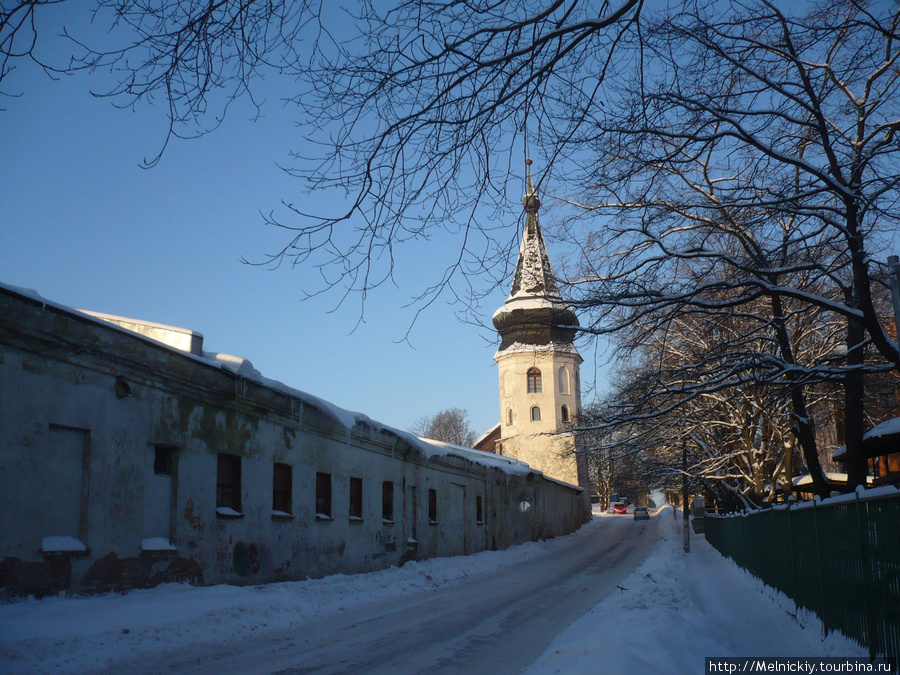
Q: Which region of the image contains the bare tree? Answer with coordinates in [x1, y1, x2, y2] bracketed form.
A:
[10, 0, 899, 494]
[563, 0, 900, 492]
[410, 408, 478, 448]
[1, 1, 67, 105]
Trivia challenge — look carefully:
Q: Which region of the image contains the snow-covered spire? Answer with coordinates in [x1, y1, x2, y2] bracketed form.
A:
[509, 158, 561, 300]
[492, 159, 579, 357]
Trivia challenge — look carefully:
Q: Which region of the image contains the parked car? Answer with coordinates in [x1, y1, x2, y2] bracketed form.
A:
[633, 506, 650, 520]
[613, 501, 627, 514]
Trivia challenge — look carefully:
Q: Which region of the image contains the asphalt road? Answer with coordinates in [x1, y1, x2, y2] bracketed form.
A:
[137, 513, 661, 675]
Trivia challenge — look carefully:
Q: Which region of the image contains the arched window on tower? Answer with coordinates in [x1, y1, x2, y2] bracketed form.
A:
[558, 366, 570, 395]
[527, 367, 542, 394]
[561, 405, 569, 423]
[531, 406, 542, 422]
[506, 408, 513, 425]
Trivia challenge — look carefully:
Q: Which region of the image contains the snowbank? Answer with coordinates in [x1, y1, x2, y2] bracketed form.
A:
[523, 507, 865, 674]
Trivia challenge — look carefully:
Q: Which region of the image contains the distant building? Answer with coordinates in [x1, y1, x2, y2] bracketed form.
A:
[0, 283, 586, 597]
[476, 162, 591, 506]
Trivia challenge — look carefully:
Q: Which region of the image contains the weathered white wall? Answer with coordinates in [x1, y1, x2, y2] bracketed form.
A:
[0, 287, 586, 597]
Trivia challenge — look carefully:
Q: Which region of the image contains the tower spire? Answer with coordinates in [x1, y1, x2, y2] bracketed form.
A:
[489, 159, 588, 506]
[509, 159, 560, 300]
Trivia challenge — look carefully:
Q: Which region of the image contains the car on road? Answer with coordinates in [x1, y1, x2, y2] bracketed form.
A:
[633, 506, 650, 520]
[612, 501, 627, 514]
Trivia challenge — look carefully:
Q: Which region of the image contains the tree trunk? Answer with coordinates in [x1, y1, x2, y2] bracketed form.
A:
[769, 293, 830, 497]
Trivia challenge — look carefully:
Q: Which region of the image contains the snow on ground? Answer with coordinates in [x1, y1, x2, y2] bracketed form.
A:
[524, 507, 865, 675]
[0, 507, 864, 674]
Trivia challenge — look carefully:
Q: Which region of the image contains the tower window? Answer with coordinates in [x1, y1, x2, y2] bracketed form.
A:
[558, 367, 570, 395]
[531, 406, 542, 422]
[527, 367, 542, 394]
[561, 405, 569, 423]
[506, 408, 513, 425]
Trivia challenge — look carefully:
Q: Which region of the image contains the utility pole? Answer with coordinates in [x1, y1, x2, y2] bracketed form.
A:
[682, 439, 690, 553]
[889, 255, 900, 336]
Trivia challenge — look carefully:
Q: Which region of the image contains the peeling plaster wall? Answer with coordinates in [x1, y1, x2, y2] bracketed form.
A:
[0, 288, 585, 597]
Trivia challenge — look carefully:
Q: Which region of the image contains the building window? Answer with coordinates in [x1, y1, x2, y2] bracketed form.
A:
[561, 405, 569, 423]
[531, 406, 542, 422]
[428, 488, 438, 524]
[558, 366, 570, 394]
[216, 454, 242, 513]
[273, 463, 292, 515]
[476, 495, 484, 524]
[350, 477, 363, 521]
[527, 367, 542, 394]
[506, 408, 513, 425]
[45, 424, 90, 544]
[316, 472, 332, 519]
[877, 384, 897, 409]
[382, 481, 394, 522]
[154, 446, 175, 475]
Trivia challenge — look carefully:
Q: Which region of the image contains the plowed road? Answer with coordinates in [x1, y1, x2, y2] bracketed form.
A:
[136, 514, 660, 675]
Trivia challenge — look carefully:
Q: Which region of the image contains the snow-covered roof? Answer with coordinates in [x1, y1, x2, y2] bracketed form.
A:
[493, 338, 582, 360]
[791, 472, 859, 488]
[831, 416, 900, 461]
[416, 437, 582, 490]
[2, 282, 535, 479]
[416, 436, 530, 476]
[472, 422, 501, 449]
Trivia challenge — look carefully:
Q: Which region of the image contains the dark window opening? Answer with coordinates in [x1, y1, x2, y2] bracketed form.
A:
[382, 481, 394, 521]
[561, 405, 569, 423]
[877, 384, 897, 409]
[154, 446, 175, 475]
[216, 453, 242, 512]
[350, 477, 363, 520]
[316, 472, 332, 518]
[410, 486, 418, 540]
[273, 463, 292, 514]
[476, 495, 484, 524]
[527, 367, 542, 394]
[428, 488, 438, 524]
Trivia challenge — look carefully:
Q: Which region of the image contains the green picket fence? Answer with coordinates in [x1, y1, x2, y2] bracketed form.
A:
[705, 490, 900, 661]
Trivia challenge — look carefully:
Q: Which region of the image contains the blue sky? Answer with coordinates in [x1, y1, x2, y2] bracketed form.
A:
[0, 8, 606, 437]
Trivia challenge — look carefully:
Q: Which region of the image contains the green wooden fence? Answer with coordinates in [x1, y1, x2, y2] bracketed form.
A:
[705, 490, 900, 661]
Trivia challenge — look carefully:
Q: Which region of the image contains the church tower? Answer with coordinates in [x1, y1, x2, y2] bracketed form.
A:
[492, 161, 588, 491]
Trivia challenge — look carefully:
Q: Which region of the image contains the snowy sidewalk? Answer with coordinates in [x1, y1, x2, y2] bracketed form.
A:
[524, 508, 864, 674]
[0, 507, 864, 674]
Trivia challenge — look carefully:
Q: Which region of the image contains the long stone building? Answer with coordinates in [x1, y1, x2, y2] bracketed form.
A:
[0, 283, 588, 598]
